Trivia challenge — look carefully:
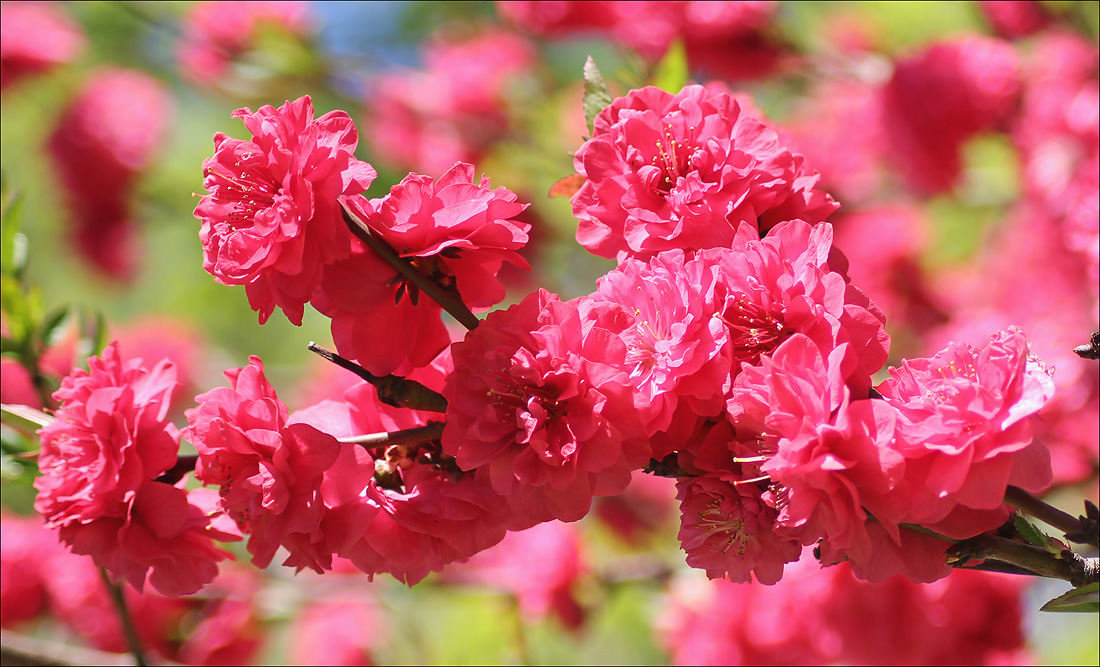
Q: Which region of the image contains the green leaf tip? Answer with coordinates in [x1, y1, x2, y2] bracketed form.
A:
[582, 56, 613, 136]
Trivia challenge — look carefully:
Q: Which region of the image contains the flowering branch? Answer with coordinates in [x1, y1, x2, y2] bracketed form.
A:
[307, 342, 447, 412]
[946, 534, 1100, 588]
[340, 200, 481, 330]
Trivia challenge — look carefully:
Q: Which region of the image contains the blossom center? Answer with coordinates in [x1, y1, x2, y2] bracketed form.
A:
[698, 498, 749, 555]
[650, 124, 702, 196]
[209, 161, 281, 228]
[718, 295, 791, 364]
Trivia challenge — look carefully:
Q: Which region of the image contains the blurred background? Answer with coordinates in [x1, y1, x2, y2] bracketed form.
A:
[1, 1, 1098, 664]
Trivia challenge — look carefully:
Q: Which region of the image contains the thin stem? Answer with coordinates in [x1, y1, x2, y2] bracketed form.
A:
[339, 422, 446, 447]
[1004, 485, 1084, 539]
[340, 200, 481, 330]
[98, 569, 148, 667]
[308, 342, 447, 413]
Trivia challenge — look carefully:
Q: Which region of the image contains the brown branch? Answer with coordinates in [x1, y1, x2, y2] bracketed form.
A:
[944, 533, 1096, 584]
[339, 422, 446, 448]
[340, 200, 480, 330]
[1004, 485, 1090, 544]
[308, 342, 447, 413]
[1074, 331, 1100, 360]
[99, 569, 148, 666]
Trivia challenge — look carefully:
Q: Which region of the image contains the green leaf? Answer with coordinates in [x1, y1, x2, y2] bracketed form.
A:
[1014, 512, 1069, 554]
[38, 306, 71, 350]
[582, 56, 613, 136]
[651, 39, 689, 93]
[1041, 583, 1100, 613]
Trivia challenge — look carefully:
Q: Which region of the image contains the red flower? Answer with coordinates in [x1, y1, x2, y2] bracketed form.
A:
[34, 343, 235, 596]
[572, 84, 836, 261]
[186, 356, 342, 570]
[442, 289, 650, 525]
[195, 95, 376, 325]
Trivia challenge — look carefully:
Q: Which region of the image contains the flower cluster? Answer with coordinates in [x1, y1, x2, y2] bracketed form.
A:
[34, 344, 237, 596]
[33, 77, 1065, 601]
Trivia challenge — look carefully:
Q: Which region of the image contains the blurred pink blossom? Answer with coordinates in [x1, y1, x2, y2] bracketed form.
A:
[177, 1, 312, 86]
[0, 1, 84, 92]
[47, 68, 173, 279]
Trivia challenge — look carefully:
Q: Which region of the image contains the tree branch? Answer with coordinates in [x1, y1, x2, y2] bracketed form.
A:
[308, 342, 447, 413]
[339, 422, 446, 448]
[340, 199, 481, 330]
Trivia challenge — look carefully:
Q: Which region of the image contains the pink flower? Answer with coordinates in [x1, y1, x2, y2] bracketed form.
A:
[311, 240, 452, 376]
[656, 556, 846, 666]
[657, 558, 1032, 666]
[728, 334, 906, 563]
[442, 289, 650, 525]
[360, 162, 531, 310]
[34, 342, 236, 596]
[589, 249, 730, 436]
[707, 220, 889, 399]
[186, 356, 342, 570]
[500, 2, 784, 81]
[47, 68, 173, 279]
[0, 1, 84, 92]
[1, 512, 57, 628]
[287, 364, 510, 585]
[675, 471, 801, 584]
[877, 328, 1055, 528]
[195, 95, 376, 325]
[40, 544, 192, 659]
[177, 1, 312, 86]
[571, 84, 836, 261]
[881, 36, 1022, 194]
[979, 0, 1053, 38]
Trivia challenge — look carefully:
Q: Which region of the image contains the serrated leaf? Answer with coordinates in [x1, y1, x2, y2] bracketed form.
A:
[1040, 582, 1100, 613]
[652, 39, 689, 93]
[1, 402, 54, 435]
[1014, 512, 1069, 554]
[582, 56, 613, 136]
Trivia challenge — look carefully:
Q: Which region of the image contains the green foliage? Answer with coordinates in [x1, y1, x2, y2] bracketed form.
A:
[582, 56, 613, 136]
[650, 40, 689, 94]
[1041, 583, 1100, 613]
